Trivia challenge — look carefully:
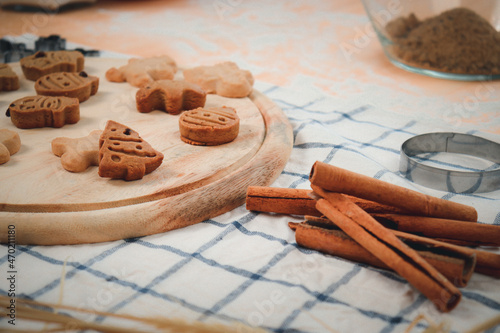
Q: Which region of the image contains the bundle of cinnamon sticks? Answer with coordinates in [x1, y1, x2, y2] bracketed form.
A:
[246, 161, 500, 312]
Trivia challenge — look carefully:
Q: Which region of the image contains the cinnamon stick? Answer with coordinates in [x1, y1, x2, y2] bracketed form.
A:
[246, 186, 409, 216]
[312, 186, 461, 312]
[309, 161, 478, 222]
[373, 213, 500, 247]
[290, 220, 475, 287]
[391, 229, 500, 279]
[246, 187, 319, 216]
[247, 186, 496, 247]
[305, 215, 500, 279]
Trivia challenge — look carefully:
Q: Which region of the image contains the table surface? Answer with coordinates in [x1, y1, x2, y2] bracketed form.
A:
[1, 1, 500, 332]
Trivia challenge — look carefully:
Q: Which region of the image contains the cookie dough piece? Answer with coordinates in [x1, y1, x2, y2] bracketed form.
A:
[7, 95, 80, 129]
[0, 63, 20, 91]
[52, 130, 102, 172]
[179, 106, 239, 146]
[136, 80, 206, 115]
[105, 56, 177, 88]
[99, 120, 164, 181]
[20, 50, 85, 81]
[35, 71, 99, 102]
[0, 129, 21, 165]
[183, 61, 254, 98]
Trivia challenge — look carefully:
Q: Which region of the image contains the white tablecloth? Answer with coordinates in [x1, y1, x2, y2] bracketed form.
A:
[1, 27, 500, 333]
[0, 1, 500, 326]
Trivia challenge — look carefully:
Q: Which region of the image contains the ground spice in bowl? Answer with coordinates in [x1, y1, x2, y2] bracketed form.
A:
[385, 7, 500, 76]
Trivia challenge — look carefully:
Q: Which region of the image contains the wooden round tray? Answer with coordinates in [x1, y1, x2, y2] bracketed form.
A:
[0, 58, 293, 245]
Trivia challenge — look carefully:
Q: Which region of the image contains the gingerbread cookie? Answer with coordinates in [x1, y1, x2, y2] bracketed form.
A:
[7, 96, 80, 129]
[52, 130, 102, 172]
[35, 71, 99, 102]
[136, 80, 206, 114]
[179, 106, 239, 146]
[0, 129, 21, 165]
[0, 63, 20, 91]
[20, 50, 85, 81]
[105, 56, 177, 88]
[183, 61, 254, 98]
[99, 120, 164, 181]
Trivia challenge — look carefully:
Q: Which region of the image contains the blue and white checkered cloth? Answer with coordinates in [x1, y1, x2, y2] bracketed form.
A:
[1, 71, 500, 332]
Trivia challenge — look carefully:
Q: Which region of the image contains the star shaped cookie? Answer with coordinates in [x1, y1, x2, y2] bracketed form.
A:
[106, 56, 177, 88]
[136, 80, 206, 114]
[183, 61, 254, 98]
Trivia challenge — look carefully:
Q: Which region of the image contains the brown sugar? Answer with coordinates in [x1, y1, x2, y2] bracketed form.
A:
[385, 7, 500, 75]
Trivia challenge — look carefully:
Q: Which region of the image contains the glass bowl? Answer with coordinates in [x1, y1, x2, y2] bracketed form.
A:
[361, 0, 500, 81]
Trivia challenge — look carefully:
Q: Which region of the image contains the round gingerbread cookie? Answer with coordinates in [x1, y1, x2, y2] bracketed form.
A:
[179, 106, 239, 146]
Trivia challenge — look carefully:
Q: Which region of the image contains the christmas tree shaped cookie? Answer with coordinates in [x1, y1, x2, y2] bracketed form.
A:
[98, 120, 164, 181]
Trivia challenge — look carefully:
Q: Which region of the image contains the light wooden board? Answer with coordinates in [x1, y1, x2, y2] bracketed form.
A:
[0, 58, 293, 245]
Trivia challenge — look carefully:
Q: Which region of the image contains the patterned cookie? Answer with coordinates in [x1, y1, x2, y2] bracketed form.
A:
[105, 56, 177, 88]
[183, 62, 254, 98]
[0, 129, 21, 165]
[99, 120, 164, 181]
[136, 80, 206, 114]
[35, 71, 99, 102]
[0, 63, 20, 91]
[179, 106, 239, 146]
[20, 50, 85, 81]
[52, 130, 102, 172]
[7, 96, 80, 129]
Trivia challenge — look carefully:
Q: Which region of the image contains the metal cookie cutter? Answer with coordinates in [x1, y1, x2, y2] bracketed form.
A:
[400, 132, 500, 193]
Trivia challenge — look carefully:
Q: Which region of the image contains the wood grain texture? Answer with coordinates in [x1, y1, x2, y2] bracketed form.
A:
[0, 59, 293, 245]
